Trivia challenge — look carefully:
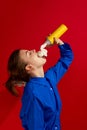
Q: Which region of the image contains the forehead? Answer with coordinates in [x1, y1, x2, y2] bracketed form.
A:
[20, 49, 28, 55]
[19, 49, 28, 59]
[20, 49, 26, 53]
[19, 49, 29, 62]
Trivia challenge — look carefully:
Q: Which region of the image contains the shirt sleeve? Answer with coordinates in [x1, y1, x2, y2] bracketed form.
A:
[20, 94, 45, 130]
[45, 43, 74, 85]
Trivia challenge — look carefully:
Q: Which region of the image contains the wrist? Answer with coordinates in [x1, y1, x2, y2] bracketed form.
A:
[57, 41, 64, 45]
[55, 38, 64, 45]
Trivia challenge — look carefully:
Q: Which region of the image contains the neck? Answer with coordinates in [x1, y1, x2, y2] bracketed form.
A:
[30, 67, 44, 77]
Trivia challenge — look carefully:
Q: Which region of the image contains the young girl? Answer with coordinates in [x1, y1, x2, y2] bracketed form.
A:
[6, 38, 73, 130]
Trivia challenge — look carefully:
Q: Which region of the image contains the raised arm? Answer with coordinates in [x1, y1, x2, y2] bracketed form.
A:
[45, 38, 74, 85]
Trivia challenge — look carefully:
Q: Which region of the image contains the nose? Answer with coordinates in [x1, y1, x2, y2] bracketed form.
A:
[33, 49, 36, 52]
[31, 49, 36, 53]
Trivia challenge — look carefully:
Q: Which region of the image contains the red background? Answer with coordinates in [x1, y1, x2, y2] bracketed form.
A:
[0, 0, 87, 130]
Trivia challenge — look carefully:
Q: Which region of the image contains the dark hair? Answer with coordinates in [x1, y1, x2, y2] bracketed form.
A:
[5, 49, 30, 96]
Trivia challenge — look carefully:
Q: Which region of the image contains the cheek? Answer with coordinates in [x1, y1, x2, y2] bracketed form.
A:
[29, 56, 46, 66]
[29, 56, 39, 65]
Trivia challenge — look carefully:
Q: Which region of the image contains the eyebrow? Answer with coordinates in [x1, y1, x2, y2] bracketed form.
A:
[25, 50, 29, 55]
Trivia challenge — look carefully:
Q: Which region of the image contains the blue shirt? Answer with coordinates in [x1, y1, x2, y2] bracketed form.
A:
[20, 43, 74, 130]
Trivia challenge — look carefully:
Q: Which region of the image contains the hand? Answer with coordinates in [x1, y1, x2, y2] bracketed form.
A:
[54, 38, 64, 45]
[40, 38, 64, 50]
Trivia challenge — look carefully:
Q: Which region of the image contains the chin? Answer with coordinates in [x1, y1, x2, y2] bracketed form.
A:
[40, 57, 47, 66]
[43, 59, 47, 64]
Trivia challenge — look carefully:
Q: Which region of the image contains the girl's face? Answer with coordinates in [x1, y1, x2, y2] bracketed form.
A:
[19, 49, 47, 68]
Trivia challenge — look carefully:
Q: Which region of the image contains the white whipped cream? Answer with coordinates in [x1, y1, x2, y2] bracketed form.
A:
[37, 48, 48, 57]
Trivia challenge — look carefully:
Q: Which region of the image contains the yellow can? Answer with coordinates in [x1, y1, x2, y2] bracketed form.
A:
[47, 24, 68, 44]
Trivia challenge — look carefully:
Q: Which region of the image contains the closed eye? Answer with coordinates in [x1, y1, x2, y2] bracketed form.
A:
[26, 50, 32, 56]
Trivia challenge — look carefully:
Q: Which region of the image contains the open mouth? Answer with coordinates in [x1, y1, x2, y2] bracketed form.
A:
[37, 53, 46, 59]
[37, 49, 48, 58]
[42, 55, 46, 59]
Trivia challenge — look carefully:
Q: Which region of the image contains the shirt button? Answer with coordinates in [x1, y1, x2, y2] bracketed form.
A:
[55, 126, 58, 130]
[50, 87, 53, 91]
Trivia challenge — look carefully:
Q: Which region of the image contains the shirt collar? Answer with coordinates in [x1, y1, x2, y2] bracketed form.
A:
[28, 76, 48, 86]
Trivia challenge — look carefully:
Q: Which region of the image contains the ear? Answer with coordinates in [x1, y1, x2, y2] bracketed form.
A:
[25, 64, 33, 72]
